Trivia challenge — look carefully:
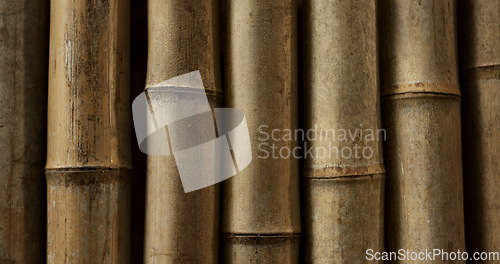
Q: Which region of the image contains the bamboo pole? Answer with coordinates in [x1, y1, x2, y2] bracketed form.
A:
[143, 0, 221, 263]
[379, 0, 465, 261]
[459, 0, 500, 259]
[0, 0, 48, 263]
[222, 0, 300, 263]
[301, 0, 384, 262]
[46, 0, 131, 263]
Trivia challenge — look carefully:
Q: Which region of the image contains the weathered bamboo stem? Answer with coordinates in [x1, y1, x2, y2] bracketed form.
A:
[0, 0, 48, 263]
[302, 0, 384, 262]
[143, 0, 221, 263]
[46, 0, 131, 263]
[222, 0, 300, 263]
[459, 0, 500, 259]
[379, 0, 465, 261]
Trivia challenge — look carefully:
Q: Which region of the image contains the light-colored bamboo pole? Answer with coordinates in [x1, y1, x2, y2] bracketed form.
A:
[379, 0, 465, 261]
[301, 0, 384, 262]
[46, 0, 131, 263]
[143, 0, 221, 263]
[222, 0, 300, 263]
[459, 0, 500, 258]
[0, 0, 48, 263]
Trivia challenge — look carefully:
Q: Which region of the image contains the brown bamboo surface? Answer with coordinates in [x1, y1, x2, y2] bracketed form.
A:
[1, 0, 499, 263]
[302, 0, 385, 263]
[221, 0, 301, 263]
[0, 0, 49, 263]
[143, 0, 222, 263]
[46, 0, 131, 263]
[459, 0, 500, 260]
[379, 0, 465, 262]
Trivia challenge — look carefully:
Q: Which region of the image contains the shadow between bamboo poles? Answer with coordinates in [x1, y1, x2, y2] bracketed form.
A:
[458, 0, 500, 260]
[129, 0, 148, 262]
[143, 0, 222, 263]
[221, 0, 301, 263]
[301, 0, 385, 262]
[46, 0, 131, 263]
[0, 0, 49, 263]
[379, 0, 466, 262]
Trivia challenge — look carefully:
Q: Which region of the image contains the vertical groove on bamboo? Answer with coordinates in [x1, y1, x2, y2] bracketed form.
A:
[379, 0, 465, 260]
[302, 0, 384, 262]
[46, 0, 131, 263]
[143, 0, 221, 263]
[222, 0, 300, 263]
[459, 0, 500, 258]
[0, 0, 49, 263]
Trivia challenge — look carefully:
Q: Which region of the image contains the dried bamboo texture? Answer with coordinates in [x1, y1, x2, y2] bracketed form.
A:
[302, 0, 384, 262]
[143, 0, 221, 263]
[222, 0, 300, 263]
[459, 0, 500, 259]
[46, 0, 131, 263]
[0, 0, 48, 263]
[379, 0, 465, 261]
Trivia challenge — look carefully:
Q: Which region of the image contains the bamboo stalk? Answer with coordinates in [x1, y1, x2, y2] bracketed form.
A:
[143, 0, 221, 263]
[459, 0, 500, 259]
[0, 0, 48, 263]
[46, 0, 131, 263]
[302, 0, 384, 262]
[222, 0, 300, 263]
[379, 0, 465, 261]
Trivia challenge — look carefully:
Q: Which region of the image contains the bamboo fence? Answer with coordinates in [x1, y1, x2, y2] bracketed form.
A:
[0, 0, 497, 263]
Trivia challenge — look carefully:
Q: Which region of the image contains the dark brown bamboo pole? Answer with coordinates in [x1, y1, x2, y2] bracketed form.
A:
[222, 0, 300, 263]
[143, 0, 221, 263]
[379, 0, 465, 261]
[0, 0, 48, 263]
[302, 0, 384, 262]
[459, 0, 500, 259]
[46, 0, 131, 263]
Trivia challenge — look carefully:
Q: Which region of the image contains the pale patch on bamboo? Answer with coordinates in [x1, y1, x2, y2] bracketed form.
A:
[46, 0, 131, 263]
[459, 0, 500, 260]
[302, 0, 385, 262]
[221, 0, 301, 263]
[379, 0, 465, 262]
[143, 0, 221, 263]
[0, 0, 48, 263]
